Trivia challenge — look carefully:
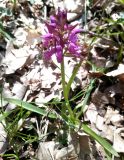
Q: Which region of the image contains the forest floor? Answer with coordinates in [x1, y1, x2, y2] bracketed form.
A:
[0, 0, 124, 159]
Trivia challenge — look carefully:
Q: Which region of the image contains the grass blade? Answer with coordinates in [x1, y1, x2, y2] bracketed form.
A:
[4, 98, 57, 119]
[81, 123, 119, 157]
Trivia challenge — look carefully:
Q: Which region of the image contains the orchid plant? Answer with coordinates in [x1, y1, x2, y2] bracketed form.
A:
[41, 8, 119, 158]
[42, 8, 87, 121]
[3, 8, 119, 159]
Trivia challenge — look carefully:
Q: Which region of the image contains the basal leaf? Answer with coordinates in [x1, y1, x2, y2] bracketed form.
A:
[4, 98, 57, 119]
[81, 123, 119, 157]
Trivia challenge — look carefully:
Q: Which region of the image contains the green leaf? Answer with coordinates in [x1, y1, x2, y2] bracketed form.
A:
[81, 123, 119, 157]
[66, 60, 82, 98]
[0, 22, 13, 40]
[117, 45, 123, 65]
[0, 7, 12, 16]
[0, 111, 12, 122]
[4, 98, 57, 119]
[118, 0, 124, 4]
[0, 28, 13, 40]
[76, 79, 95, 118]
[104, 149, 112, 160]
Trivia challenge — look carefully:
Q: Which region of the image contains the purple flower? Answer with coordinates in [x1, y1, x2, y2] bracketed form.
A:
[42, 8, 84, 63]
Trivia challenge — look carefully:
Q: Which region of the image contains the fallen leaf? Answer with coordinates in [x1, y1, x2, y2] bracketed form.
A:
[106, 64, 124, 80]
[113, 128, 124, 152]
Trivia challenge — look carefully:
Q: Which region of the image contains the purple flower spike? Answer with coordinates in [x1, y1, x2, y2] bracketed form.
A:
[56, 45, 63, 63]
[44, 48, 55, 61]
[68, 42, 81, 56]
[42, 34, 54, 47]
[50, 16, 57, 24]
[57, 7, 67, 25]
[69, 29, 82, 43]
[41, 8, 84, 63]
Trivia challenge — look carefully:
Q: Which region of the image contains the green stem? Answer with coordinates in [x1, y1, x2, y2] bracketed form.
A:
[66, 60, 82, 98]
[61, 58, 74, 120]
[77, 79, 95, 118]
[61, 59, 68, 101]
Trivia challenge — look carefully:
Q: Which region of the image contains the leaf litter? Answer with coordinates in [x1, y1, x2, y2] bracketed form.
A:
[0, 0, 124, 159]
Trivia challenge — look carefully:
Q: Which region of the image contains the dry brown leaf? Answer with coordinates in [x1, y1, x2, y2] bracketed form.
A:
[113, 128, 124, 152]
[79, 135, 91, 159]
[37, 142, 53, 160]
[5, 81, 27, 111]
[55, 144, 75, 160]
[0, 122, 7, 154]
[85, 103, 98, 124]
[106, 64, 124, 80]
[2, 46, 30, 74]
